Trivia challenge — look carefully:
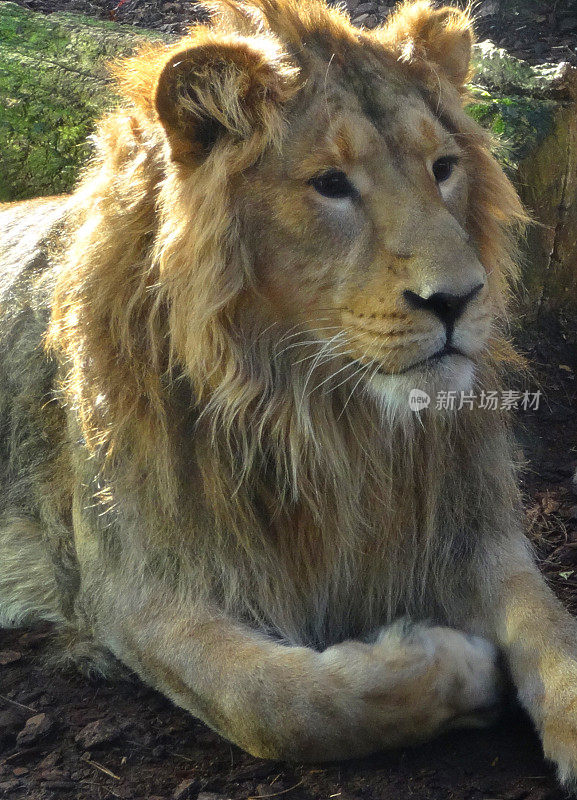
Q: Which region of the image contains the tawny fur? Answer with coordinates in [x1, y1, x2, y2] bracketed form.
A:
[2, 0, 577, 786]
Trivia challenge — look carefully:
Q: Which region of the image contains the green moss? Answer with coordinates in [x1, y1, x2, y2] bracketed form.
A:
[55, 11, 155, 31]
[467, 95, 556, 172]
[0, 2, 169, 202]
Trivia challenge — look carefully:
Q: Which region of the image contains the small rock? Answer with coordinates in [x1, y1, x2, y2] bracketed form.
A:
[40, 769, 69, 782]
[173, 778, 199, 800]
[16, 713, 54, 746]
[0, 780, 20, 794]
[75, 719, 121, 749]
[11, 768, 28, 777]
[38, 750, 62, 770]
[476, 0, 498, 18]
[197, 794, 230, 800]
[0, 651, 21, 665]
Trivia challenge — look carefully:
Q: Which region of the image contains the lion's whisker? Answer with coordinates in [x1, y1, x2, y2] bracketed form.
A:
[273, 323, 342, 352]
[337, 361, 374, 420]
[330, 358, 368, 393]
[252, 320, 280, 345]
[337, 333, 392, 420]
[312, 360, 363, 396]
[297, 331, 347, 411]
[273, 319, 335, 349]
[293, 344, 355, 368]
[275, 335, 341, 359]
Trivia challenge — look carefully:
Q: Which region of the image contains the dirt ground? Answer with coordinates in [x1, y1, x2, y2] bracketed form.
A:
[2, 1, 577, 799]
[10, 0, 577, 65]
[0, 314, 576, 800]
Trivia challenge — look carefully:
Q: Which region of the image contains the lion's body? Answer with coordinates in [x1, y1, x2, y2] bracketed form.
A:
[0, 197, 71, 627]
[2, 0, 577, 782]
[0, 194, 512, 642]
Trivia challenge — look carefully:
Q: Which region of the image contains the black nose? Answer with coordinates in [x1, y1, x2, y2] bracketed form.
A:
[403, 283, 484, 331]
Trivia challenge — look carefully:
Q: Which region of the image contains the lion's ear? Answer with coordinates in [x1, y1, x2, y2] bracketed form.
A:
[382, 1, 473, 89]
[155, 34, 297, 163]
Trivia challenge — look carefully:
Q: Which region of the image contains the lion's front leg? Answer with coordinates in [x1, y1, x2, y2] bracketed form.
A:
[91, 581, 500, 761]
[474, 534, 577, 790]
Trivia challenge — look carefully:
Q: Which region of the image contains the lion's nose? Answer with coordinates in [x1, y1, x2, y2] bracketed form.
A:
[403, 283, 484, 330]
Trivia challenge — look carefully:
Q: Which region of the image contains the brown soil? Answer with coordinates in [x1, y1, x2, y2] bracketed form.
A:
[1, 313, 576, 800]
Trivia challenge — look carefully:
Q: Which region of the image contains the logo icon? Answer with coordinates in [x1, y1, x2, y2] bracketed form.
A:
[409, 389, 430, 412]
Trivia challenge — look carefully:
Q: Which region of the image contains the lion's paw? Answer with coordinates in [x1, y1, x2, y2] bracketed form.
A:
[433, 628, 501, 716]
[375, 622, 502, 729]
[544, 720, 577, 793]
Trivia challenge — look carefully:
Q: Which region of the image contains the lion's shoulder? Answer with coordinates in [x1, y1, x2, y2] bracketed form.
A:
[0, 195, 69, 279]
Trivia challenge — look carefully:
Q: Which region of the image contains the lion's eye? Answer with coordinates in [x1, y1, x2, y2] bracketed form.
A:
[432, 156, 458, 183]
[308, 169, 357, 200]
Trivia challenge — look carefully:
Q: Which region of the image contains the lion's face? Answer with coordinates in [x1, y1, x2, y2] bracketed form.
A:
[143, 0, 523, 416]
[241, 65, 488, 404]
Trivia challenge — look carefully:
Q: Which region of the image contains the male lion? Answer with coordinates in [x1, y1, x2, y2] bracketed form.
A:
[1, 0, 577, 788]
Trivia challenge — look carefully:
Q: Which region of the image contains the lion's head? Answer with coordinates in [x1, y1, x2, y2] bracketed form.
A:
[49, 0, 525, 508]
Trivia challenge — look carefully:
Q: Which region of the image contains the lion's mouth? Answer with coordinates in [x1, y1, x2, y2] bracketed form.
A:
[373, 344, 469, 377]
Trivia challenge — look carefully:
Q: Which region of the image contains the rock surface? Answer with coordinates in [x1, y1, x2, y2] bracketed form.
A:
[15, 713, 54, 746]
[74, 719, 122, 749]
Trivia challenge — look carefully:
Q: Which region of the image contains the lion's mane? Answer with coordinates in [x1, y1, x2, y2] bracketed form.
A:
[46, 0, 526, 644]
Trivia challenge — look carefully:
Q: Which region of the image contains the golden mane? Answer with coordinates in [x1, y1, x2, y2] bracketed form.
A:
[46, 0, 526, 634]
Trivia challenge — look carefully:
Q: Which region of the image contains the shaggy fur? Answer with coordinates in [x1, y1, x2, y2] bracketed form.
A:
[2, 0, 577, 785]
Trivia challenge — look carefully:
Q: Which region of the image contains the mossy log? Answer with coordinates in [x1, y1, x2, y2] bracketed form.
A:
[0, 2, 167, 201]
[1, 2, 576, 310]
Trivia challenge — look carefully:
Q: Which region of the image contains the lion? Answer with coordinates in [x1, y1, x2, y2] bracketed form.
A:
[1, 0, 577, 787]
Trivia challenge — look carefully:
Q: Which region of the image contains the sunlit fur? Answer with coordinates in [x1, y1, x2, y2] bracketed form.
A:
[47, 0, 525, 522]
[5, 0, 577, 783]
[41, 0, 527, 641]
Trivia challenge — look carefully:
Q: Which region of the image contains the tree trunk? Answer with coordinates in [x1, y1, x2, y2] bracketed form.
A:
[470, 41, 577, 313]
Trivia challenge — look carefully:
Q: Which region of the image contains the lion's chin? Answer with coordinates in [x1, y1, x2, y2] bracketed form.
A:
[365, 354, 476, 423]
